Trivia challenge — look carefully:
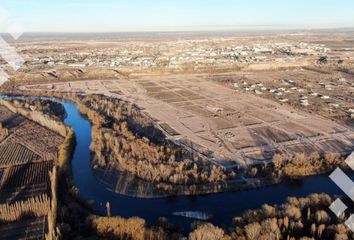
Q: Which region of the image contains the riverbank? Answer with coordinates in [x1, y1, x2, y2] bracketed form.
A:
[0, 92, 352, 237]
[6, 86, 354, 239]
[0, 97, 75, 239]
[21, 92, 266, 197]
[92, 161, 281, 198]
[4, 91, 353, 197]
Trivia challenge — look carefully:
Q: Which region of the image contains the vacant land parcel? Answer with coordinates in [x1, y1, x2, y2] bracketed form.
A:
[23, 74, 354, 167]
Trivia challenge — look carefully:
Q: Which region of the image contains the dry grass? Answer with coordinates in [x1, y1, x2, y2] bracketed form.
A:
[272, 151, 344, 177]
[57, 128, 75, 175]
[0, 99, 74, 239]
[189, 223, 226, 240]
[46, 167, 59, 240]
[0, 194, 49, 222]
[0, 99, 68, 137]
[90, 216, 146, 240]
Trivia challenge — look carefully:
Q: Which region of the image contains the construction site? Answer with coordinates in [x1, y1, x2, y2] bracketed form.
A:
[21, 73, 354, 169]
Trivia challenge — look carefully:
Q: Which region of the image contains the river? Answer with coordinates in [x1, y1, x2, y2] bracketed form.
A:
[1, 96, 347, 232]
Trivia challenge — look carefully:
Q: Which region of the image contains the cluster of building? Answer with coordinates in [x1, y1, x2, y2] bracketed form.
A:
[18, 41, 331, 70]
[236, 77, 353, 118]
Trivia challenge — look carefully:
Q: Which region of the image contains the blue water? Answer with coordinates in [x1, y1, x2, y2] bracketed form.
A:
[0, 96, 346, 231]
[59, 100, 346, 231]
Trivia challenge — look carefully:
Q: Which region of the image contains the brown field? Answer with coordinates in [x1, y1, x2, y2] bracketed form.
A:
[0, 103, 63, 239]
[0, 170, 3, 184]
[0, 217, 47, 240]
[286, 143, 318, 154]
[22, 73, 354, 167]
[5, 120, 63, 161]
[2, 162, 52, 189]
[0, 143, 41, 168]
[209, 67, 354, 121]
[0, 106, 15, 123]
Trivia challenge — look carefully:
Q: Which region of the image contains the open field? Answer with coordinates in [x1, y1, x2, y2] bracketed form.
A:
[0, 217, 47, 240]
[5, 31, 354, 170]
[0, 103, 63, 239]
[208, 66, 354, 121]
[2, 31, 353, 89]
[0, 143, 41, 168]
[0, 162, 53, 203]
[5, 120, 63, 161]
[22, 74, 354, 168]
[1, 30, 353, 237]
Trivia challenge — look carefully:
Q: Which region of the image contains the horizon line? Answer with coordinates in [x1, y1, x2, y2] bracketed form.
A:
[1, 26, 354, 35]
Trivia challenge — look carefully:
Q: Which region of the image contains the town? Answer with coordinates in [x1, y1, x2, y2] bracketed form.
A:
[13, 35, 334, 72]
[0, 7, 353, 239]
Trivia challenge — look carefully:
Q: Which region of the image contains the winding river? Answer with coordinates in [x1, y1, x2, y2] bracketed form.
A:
[2, 96, 348, 232]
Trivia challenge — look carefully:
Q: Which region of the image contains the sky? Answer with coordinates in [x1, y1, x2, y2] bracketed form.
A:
[0, 0, 353, 32]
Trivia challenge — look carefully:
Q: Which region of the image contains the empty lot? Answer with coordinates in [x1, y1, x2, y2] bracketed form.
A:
[22, 74, 354, 167]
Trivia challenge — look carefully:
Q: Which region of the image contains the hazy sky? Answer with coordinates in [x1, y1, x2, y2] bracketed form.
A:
[0, 0, 353, 32]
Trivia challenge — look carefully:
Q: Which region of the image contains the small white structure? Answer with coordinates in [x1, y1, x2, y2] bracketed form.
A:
[206, 106, 223, 113]
[320, 95, 330, 99]
[68, 63, 87, 68]
[328, 103, 339, 108]
[300, 100, 309, 106]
